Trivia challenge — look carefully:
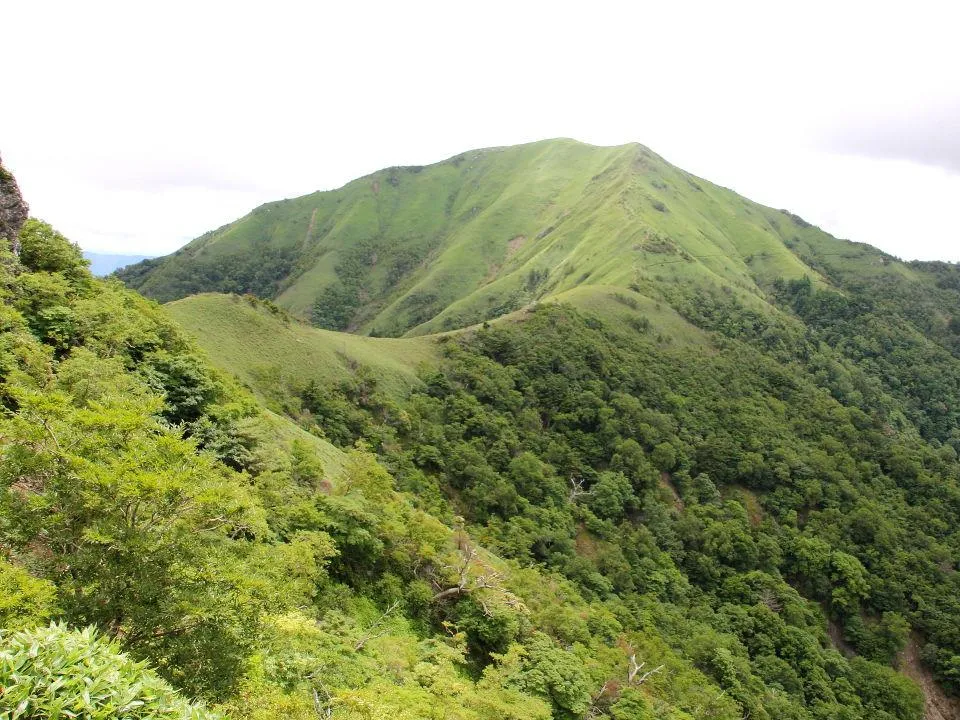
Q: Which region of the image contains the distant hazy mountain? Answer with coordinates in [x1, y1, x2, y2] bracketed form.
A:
[83, 252, 153, 276]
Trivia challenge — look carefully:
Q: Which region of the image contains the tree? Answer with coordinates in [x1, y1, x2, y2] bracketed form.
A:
[17, 219, 90, 285]
[587, 471, 637, 521]
[829, 551, 870, 614]
[0, 382, 265, 698]
[0, 558, 58, 629]
[505, 632, 593, 719]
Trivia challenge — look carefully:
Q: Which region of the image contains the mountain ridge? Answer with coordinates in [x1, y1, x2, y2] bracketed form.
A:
[8, 145, 960, 719]
[120, 138, 887, 337]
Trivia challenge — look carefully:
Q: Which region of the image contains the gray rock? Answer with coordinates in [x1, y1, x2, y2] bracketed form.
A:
[0, 153, 29, 253]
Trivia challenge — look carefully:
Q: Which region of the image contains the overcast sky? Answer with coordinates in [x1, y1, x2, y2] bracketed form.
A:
[3, 1, 958, 261]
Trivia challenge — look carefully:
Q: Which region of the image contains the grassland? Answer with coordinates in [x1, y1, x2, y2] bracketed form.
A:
[164, 282, 723, 409]
[241, 408, 346, 477]
[166, 294, 439, 405]
[124, 138, 899, 339]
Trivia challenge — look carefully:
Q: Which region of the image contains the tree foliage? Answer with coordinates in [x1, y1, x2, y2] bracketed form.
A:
[5, 212, 952, 720]
[0, 623, 220, 719]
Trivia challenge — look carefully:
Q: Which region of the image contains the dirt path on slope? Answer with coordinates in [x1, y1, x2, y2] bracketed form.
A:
[304, 208, 318, 244]
[899, 634, 960, 720]
[659, 472, 683, 511]
[826, 617, 855, 658]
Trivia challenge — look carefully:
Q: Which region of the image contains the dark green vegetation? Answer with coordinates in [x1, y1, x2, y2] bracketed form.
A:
[2, 210, 771, 719]
[179, 292, 960, 719]
[10, 141, 960, 719]
[380, 304, 960, 712]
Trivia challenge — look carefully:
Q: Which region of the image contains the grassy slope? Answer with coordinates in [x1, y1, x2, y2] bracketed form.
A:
[165, 286, 715, 409]
[125, 138, 896, 338]
[543, 285, 713, 347]
[242, 408, 346, 477]
[166, 293, 439, 402]
[141, 137, 960, 480]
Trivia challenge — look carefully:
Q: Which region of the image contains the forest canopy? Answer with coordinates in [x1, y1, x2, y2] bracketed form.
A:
[7, 140, 960, 719]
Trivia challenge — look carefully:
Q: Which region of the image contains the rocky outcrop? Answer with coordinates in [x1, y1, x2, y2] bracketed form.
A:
[0, 153, 29, 252]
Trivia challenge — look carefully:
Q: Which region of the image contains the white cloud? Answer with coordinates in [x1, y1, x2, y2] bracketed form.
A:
[2, 0, 958, 259]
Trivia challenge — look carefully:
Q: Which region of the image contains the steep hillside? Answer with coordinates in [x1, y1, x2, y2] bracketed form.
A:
[165, 293, 439, 405]
[117, 138, 960, 376]
[168, 284, 960, 720]
[164, 290, 713, 449]
[12, 214, 912, 720]
[3, 159, 864, 720]
[154, 172, 960, 719]
[22, 142, 960, 718]
[121, 138, 859, 336]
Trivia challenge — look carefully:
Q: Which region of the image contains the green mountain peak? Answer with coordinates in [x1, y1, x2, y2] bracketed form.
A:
[10, 142, 960, 720]
[120, 138, 870, 337]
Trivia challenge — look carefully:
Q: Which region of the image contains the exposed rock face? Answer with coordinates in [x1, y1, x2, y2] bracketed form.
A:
[0, 154, 29, 252]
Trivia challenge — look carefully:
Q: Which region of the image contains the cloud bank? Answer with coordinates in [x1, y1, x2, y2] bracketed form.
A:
[2, 1, 958, 260]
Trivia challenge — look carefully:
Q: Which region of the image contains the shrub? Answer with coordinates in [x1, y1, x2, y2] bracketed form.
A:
[0, 559, 58, 630]
[0, 623, 219, 719]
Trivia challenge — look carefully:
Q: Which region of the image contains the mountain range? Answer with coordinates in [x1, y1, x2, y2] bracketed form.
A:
[6, 141, 960, 720]
[82, 251, 153, 276]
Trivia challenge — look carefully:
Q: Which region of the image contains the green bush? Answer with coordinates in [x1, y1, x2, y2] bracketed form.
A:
[0, 559, 58, 630]
[0, 623, 219, 719]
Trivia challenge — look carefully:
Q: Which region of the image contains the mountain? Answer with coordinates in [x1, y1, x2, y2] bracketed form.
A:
[168, 282, 960, 720]
[118, 137, 960, 350]
[83, 250, 153, 276]
[119, 138, 844, 334]
[140, 140, 960, 720]
[6, 163, 753, 719]
[9, 146, 960, 720]
[124, 138, 960, 443]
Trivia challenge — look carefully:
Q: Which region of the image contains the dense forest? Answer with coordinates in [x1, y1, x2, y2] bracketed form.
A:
[288, 298, 960, 718]
[6, 146, 960, 720]
[0, 181, 792, 719]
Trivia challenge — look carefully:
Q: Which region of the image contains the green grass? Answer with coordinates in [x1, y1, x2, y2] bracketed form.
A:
[165, 294, 439, 404]
[126, 137, 957, 353]
[165, 285, 714, 416]
[125, 138, 882, 338]
[544, 285, 712, 347]
[240, 408, 346, 477]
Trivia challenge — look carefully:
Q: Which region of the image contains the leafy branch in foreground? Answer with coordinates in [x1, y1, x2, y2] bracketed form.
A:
[0, 623, 219, 720]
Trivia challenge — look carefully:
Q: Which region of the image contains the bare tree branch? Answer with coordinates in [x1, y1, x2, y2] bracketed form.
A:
[627, 650, 663, 685]
[309, 667, 334, 718]
[568, 475, 589, 502]
[354, 599, 401, 651]
[429, 543, 525, 615]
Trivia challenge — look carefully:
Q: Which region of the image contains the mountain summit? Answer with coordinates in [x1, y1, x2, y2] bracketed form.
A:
[120, 138, 891, 337]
